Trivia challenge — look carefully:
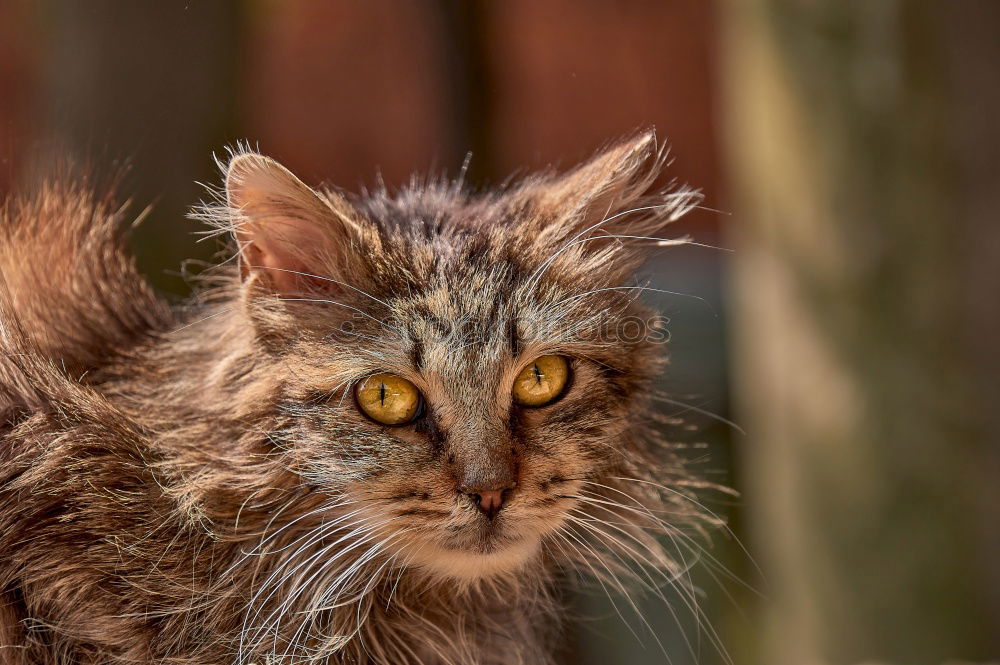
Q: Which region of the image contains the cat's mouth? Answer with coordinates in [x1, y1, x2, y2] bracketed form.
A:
[343, 480, 572, 580]
[403, 528, 543, 581]
[378, 508, 553, 581]
[441, 518, 524, 554]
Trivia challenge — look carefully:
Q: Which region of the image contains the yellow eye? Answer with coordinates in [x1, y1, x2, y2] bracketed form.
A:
[512, 355, 570, 407]
[355, 373, 422, 425]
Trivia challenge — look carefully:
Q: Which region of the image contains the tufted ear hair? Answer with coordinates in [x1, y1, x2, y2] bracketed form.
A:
[517, 130, 700, 247]
[225, 152, 361, 295]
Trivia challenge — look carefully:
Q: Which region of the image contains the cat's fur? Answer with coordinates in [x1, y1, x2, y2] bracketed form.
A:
[0, 132, 721, 664]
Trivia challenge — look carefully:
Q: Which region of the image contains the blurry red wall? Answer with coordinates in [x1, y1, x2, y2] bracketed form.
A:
[241, 0, 720, 231]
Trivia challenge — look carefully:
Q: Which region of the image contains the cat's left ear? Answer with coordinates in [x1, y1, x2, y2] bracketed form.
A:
[225, 152, 360, 295]
[518, 130, 699, 242]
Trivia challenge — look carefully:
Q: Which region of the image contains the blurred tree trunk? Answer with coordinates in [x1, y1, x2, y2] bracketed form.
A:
[721, 1, 1000, 664]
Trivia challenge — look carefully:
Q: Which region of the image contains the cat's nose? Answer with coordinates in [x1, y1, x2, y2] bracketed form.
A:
[460, 486, 512, 519]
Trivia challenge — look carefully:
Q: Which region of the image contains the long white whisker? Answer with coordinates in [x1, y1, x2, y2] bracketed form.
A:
[247, 517, 389, 637]
[560, 525, 673, 662]
[569, 492, 735, 665]
[168, 307, 233, 334]
[272, 297, 398, 334]
[609, 476, 766, 587]
[576, 482, 758, 595]
[566, 514, 701, 662]
[238, 509, 391, 660]
[257, 266, 394, 309]
[651, 394, 747, 435]
[528, 195, 700, 285]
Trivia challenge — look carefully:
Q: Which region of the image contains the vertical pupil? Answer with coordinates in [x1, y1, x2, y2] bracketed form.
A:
[532, 364, 543, 385]
[379, 382, 386, 405]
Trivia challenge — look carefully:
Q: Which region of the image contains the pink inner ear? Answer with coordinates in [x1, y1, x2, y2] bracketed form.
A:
[243, 242, 305, 294]
[239, 223, 335, 296]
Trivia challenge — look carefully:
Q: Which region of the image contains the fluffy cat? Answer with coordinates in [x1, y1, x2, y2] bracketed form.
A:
[0, 131, 723, 664]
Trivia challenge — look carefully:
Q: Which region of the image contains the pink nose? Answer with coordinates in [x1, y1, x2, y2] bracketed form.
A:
[461, 487, 509, 519]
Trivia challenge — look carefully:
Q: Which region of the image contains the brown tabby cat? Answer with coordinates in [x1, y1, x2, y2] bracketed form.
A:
[0, 132, 722, 664]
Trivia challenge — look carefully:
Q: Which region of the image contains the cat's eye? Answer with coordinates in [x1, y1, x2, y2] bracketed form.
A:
[355, 373, 422, 425]
[512, 355, 570, 407]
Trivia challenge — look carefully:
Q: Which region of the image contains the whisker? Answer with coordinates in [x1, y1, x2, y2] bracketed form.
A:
[559, 526, 673, 661]
[651, 394, 747, 436]
[272, 297, 399, 335]
[609, 476, 766, 588]
[565, 514, 701, 662]
[256, 266, 394, 310]
[528, 194, 701, 285]
[167, 307, 233, 334]
[553, 284, 715, 314]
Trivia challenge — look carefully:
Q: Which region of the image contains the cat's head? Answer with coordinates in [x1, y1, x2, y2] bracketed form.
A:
[210, 131, 704, 583]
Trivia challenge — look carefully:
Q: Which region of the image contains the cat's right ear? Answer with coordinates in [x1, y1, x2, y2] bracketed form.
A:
[225, 152, 359, 295]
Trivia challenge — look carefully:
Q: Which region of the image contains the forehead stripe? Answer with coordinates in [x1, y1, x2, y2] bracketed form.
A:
[410, 336, 424, 372]
[507, 316, 520, 356]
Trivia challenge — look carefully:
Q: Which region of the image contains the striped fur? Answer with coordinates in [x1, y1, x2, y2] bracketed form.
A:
[0, 132, 725, 664]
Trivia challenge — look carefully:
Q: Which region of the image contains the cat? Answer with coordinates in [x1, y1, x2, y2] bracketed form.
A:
[0, 131, 723, 665]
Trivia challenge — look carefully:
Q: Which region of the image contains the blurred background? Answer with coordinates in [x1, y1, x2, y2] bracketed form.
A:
[1, 1, 998, 664]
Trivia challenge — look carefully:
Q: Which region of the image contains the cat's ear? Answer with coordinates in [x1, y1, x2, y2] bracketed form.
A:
[225, 152, 359, 295]
[520, 130, 698, 241]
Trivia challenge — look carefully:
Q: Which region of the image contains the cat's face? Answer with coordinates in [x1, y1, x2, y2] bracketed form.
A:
[218, 132, 697, 581]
